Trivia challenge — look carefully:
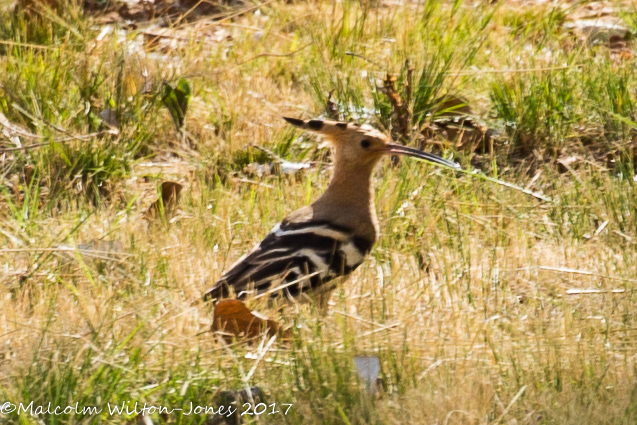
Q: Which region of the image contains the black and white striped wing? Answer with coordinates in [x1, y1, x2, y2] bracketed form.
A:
[203, 221, 373, 302]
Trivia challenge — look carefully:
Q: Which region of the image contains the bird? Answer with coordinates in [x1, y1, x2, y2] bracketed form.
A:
[203, 117, 460, 312]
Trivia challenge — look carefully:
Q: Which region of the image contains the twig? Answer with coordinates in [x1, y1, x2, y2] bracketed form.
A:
[537, 265, 637, 283]
[492, 385, 527, 424]
[566, 288, 626, 295]
[235, 42, 313, 66]
[333, 311, 389, 328]
[0, 40, 62, 50]
[333, 322, 400, 347]
[613, 229, 633, 241]
[231, 178, 275, 190]
[524, 170, 541, 190]
[245, 334, 277, 381]
[0, 130, 117, 152]
[345, 51, 384, 69]
[446, 64, 582, 76]
[1, 105, 117, 152]
[0, 247, 132, 257]
[428, 163, 551, 202]
[594, 220, 609, 236]
[417, 359, 446, 380]
[218, 337, 256, 405]
[218, 22, 292, 40]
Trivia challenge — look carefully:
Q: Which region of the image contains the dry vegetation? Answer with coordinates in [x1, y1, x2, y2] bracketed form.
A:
[3, 0, 637, 424]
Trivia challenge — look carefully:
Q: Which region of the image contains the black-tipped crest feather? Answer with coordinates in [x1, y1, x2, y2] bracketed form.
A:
[283, 117, 305, 127]
[307, 120, 324, 130]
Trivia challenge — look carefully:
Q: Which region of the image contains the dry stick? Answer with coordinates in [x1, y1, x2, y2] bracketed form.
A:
[332, 322, 400, 347]
[1, 105, 117, 151]
[218, 337, 257, 405]
[566, 289, 626, 295]
[182, 21, 292, 41]
[11, 102, 93, 138]
[0, 40, 61, 50]
[417, 359, 446, 380]
[0, 130, 116, 152]
[492, 385, 527, 424]
[460, 168, 550, 202]
[0, 329, 22, 339]
[234, 42, 313, 66]
[524, 170, 541, 190]
[245, 334, 277, 381]
[201, 42, 313, 77]
[333, 311, 388, 328]
[537, 265, 637, 284]
[0, 247, 132, 257]
[231, 178, 275, 190]
[446, 64, 582, 76]
[594, 220, 609, 236]
[423, 161, 551, 203]
[0, 111, 46, 139]
[344, 51, 384, 69]
[154, 307, 198, 329]
[444, 411, 473, 425]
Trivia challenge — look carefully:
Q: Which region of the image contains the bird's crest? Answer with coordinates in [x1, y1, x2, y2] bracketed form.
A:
[283, 117, 387, 143]
[283, 116, 461, 170]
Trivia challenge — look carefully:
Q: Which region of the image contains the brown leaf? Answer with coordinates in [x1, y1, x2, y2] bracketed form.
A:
[160, 181, 182, 204]
[24, 165, 34, 187]
[146, 181, 183, 218]
[211, 300, 279, 341]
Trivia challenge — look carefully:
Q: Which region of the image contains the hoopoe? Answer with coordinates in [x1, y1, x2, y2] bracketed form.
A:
[203, 117, 460, 311]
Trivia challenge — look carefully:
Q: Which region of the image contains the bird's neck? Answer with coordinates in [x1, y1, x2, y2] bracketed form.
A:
[312, 160, 379, 238]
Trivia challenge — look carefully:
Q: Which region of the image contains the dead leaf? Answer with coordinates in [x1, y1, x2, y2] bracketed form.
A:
[146, 181, 183, 218]
[161, 181, 182, 204]
[23, 165, 34, 186]
[211, 299, 279, 341]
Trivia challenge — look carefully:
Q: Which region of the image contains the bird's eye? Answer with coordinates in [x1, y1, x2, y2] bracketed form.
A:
[360, 140, 371, 149]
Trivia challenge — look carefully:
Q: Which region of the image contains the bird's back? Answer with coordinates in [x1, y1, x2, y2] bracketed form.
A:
[203, 206, 374, 303]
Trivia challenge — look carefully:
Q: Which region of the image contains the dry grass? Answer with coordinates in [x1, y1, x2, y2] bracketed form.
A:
[2, 0, 637, 424]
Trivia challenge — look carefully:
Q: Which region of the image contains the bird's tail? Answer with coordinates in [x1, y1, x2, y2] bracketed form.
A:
[202, 280, 231, 303]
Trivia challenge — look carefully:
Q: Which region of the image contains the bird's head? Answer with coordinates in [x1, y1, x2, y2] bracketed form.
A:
[283, 117, 460, 169]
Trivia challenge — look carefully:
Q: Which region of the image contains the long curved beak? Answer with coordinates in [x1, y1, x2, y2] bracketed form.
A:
[385, 144, 461, 170]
